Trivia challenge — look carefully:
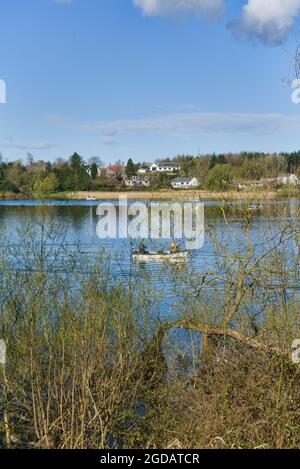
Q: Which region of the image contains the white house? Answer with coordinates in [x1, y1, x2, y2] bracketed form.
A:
[278, 174, 299, 185]
[124, 175, 150, 188]
[171, 177, 199, 189]
[150, 162, 181, 172]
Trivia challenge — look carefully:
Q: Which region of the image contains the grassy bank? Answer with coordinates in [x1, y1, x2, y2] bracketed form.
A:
[0, 191, 28, 200]
[2, 188, 300, 201]
[50, 189, 280, 201]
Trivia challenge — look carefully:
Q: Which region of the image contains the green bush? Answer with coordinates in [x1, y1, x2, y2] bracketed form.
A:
[0, 181, 19, 193]
[207, 164, 234, 191]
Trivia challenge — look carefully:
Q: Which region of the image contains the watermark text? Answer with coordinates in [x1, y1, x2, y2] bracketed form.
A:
[0, 79, 6, 104]
[96, 197, 205, 250]
[291, 79, 300, 104]
[292, 339, 300, 364]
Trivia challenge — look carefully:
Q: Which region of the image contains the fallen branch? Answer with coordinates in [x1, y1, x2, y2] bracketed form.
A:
[157, 320, 284, 355]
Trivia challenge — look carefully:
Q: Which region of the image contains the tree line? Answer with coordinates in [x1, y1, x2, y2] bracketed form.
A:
[1, 150, 300, 196]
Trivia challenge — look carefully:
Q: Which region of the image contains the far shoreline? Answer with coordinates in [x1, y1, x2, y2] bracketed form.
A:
[1, 188, 298, 202]
[49, 189, 283, 201]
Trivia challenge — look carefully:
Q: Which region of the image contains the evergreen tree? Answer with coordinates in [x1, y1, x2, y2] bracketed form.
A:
[126, 159, 136, 177]
[91, 163, 98, 180]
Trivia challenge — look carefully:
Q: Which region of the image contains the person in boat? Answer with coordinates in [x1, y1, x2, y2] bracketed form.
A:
[139, 241, 147, 254]
[170, 241, 180, 254]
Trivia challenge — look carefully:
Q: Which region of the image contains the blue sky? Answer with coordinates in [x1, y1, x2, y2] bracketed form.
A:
[0, 0, 300, 164]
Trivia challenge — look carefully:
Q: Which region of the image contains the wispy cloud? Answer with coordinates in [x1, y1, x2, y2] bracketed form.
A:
[230, 0, 300, 45]
[179, 104, 198, 112]
[133, 0, 225, 21]
[48, 112, 300, 138]
[1, 138, 57, 150]
[101, 136, 119, 146]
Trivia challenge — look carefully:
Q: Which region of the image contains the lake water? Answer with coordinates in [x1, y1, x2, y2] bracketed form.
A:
[0, 198, 299, 319]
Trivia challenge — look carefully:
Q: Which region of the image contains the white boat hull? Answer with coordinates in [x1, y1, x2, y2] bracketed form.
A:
[132, 251, 189, 263]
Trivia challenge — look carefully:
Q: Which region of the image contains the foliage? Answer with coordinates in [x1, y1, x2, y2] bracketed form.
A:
[1, 150, 300, 195]
[207, 164, 234, 190]
[33, 173, 60, 197]
[0, 181, 19, 193]
[126, 158, 137, 178]
[90, 163, 98, 180]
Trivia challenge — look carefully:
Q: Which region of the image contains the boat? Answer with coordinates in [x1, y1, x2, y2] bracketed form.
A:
[132, 250, 189, 263]
[86, 196, 96, 201]
[249, 203, 262, 211]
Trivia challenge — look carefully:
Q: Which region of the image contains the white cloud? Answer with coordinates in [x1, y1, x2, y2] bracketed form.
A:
[230, 0, 300, 45]
[101, 136, 119, 146]
[49, 112, 300, 138]
[51, 0, 300, 45]
[179, 104, 198, 111]
[1, 138, 57, 150]
[133, 0, 225, 21]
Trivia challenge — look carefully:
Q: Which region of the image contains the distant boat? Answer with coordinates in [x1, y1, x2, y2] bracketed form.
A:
[86, 196, 96, 201]
[249, 203, 262, 210]
[132, 250, 189, 263]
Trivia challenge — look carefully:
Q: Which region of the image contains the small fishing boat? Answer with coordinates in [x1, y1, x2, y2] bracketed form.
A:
[132, 250, 189, 263]
[249, 203, 262, 211]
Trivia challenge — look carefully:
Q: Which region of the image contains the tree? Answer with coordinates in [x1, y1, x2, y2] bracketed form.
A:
[45, 162, 52, 174]
[26, 153, 34, 167]
[126, 159, 136, 177]
[0, 163, 4, 183]
[218, 154, 226, 165]
[0, 181, 19, 193]
[42, 173, 60, 193]
[88, 156, 103, 167]
[91, 163, 98, 180]
[207, 164, 234, 191]
[69, 152, 82, 170]
[66, 153, 90, 190]
[209, 154, 218, 170]
[33, 173, 60, 197]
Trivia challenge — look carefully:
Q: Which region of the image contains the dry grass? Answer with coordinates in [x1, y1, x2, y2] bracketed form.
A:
[58, 189, 278, 201]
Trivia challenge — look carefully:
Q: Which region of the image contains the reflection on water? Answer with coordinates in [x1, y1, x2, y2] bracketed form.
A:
[0, 198, 299, 319]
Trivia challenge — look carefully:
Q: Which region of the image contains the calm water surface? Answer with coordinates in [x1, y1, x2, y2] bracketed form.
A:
[0, 198, 299, 318]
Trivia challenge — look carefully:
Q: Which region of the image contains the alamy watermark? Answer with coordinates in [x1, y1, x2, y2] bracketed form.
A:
[291, 79, 300, 104]
[0, 79, 6, 104]
[292, 339, 300, 364]
[96, 197, 204, 250]
[0, 339, 6, 364]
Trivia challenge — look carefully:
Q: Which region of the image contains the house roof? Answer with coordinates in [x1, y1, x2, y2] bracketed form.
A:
[157, 162, 180, 167]
[129, 174, 149, 181]
[172, 177, 195, 183]
[108, 163, 125, 172]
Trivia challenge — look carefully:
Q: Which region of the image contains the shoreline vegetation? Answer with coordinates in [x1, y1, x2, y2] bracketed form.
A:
[1, 210, 300, 448]
[52, 188, 297, 201]
[0, 188, 297, 201]
[1, 151, 300, 201]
